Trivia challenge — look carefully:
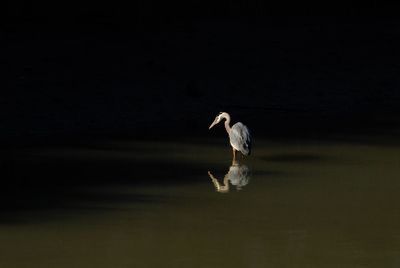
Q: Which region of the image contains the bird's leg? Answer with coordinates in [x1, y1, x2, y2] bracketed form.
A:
[232, 148, 239, 166]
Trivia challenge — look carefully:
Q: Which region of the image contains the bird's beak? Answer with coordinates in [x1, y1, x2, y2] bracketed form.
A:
[209, 121, 217, 129]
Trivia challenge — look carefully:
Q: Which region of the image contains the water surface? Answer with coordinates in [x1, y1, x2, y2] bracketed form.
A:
[1, 138, 400, 267]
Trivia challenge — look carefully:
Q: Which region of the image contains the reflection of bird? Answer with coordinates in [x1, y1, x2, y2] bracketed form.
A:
[208, 164, 250, 193]
[209, 112, 252, 163]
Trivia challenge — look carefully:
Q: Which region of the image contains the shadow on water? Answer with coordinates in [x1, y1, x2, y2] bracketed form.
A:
[0, 141, 221, 224]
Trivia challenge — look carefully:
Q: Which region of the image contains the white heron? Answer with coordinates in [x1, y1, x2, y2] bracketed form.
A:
[209, 112, 252, 163]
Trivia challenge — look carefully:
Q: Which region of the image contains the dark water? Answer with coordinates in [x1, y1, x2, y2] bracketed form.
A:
[1, 138, 400, 267]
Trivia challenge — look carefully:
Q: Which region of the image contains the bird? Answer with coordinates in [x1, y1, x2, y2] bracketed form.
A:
[209, 112, 252, 163]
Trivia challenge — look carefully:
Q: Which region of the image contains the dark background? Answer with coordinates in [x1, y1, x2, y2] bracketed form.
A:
[3, 2, 400, 145]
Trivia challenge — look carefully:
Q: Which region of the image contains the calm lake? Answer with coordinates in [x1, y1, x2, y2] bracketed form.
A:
[1, 136, 400, 267]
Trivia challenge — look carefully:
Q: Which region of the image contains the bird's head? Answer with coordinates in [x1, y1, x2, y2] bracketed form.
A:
[209, 112, 224, 129]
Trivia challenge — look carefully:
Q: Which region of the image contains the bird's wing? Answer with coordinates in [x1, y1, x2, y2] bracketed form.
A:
[230, 122, 252, 155]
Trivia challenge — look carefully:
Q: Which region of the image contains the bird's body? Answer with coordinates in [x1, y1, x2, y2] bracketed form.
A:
[229, 122, 251, 155]
[209, 112, 252, 163]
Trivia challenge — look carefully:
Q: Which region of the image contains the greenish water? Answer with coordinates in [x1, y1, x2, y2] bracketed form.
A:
[1, 138, 400, 267]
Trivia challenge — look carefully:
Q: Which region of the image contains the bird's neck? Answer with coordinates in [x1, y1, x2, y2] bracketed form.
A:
[222, 113, 231, 133]
[224, 120, 231, 133]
